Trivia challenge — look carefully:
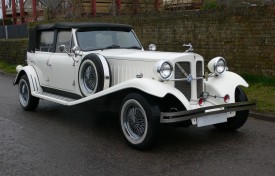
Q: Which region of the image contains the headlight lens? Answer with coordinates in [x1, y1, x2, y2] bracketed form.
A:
[216, 58, 226, 74]
[157, 61, 173, 80]
[208, 57, 227, 75]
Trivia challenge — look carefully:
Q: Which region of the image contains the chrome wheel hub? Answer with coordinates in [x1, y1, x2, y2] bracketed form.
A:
[19, 80, 29, 107]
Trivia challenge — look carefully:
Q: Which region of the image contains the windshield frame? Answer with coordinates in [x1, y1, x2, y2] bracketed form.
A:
[75, 28, 143, 51]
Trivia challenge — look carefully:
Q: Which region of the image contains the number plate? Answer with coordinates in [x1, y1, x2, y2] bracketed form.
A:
[197, 113, 228, 127]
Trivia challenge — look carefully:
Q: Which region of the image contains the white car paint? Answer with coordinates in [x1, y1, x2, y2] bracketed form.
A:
[14, 25, 252, 128]
[14, 65, 43, 94]
[205, 71, 249, 104]
[19, 48, 248, 112]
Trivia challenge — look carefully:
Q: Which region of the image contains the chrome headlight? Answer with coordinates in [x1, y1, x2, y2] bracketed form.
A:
[156, 61, 173, 80]
[208, 57, 227, 75]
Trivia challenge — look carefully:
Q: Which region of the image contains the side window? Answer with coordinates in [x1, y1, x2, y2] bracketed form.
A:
[56, 31, 72, 53]
[39, 31, 54, 52]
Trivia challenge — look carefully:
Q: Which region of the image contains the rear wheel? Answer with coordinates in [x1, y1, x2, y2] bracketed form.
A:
[214, 87, 249, 131]
[120, 93, 160, 150]
[18, 75, 39, 111]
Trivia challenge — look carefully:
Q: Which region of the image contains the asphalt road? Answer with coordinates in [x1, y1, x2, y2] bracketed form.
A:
[0, 73, 275, 176]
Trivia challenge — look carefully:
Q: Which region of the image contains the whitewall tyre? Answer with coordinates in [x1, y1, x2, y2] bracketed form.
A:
[79, 54, 111, 97]
[120, 93, 160, 150]
[18, 75, 39, 111]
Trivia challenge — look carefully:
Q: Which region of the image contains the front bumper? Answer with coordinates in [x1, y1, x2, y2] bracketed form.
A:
[160, 101, 256, 123]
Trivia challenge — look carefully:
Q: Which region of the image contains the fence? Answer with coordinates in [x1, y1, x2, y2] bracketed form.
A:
[0, 24, 28, 39]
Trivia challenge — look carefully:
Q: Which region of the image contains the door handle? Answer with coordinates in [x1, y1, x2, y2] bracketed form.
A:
[46, 59, 51, 66]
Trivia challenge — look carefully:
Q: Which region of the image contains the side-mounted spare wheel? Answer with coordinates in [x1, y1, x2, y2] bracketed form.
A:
[79, 54, 111, 97]
[214, 86, 249, 131]
[18, 75, 39, 111]
[120, 93, 161, 150]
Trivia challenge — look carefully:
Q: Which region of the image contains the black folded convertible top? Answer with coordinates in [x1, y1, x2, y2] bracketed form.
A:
[35, 22, 133, 30]
[28, 22, 133, 52]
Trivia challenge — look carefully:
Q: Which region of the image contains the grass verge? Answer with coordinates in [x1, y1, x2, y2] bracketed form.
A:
[0, 61, 17, 74]
[242, 74, 275, 116]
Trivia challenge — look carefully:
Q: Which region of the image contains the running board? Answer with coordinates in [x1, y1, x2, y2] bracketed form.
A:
[33, 92, 77, 105]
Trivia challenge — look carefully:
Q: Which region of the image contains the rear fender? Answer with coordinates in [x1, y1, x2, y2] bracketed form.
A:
[205, 71, 248, 103]
[14, 65, 42, 94]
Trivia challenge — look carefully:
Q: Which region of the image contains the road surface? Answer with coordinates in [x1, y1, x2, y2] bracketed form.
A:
[0, 73, 275, 176]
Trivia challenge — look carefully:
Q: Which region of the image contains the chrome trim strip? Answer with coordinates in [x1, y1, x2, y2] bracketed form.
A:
[160, 101, 256, 123]
[170, 77, 204, 81]
[97, 54, 111, 90]
[30, 74, 36, 92]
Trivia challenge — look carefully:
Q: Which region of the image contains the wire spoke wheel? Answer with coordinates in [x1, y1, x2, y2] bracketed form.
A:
[84, 65, 97, 91]
[19, 79, 30, 107]
[80, 60, 98, 95]
[120, 93, 161, 150]
[125, 106, 146, 140]
[18, 75, 39, 111]
[122, 99, 148, 144]
[78, 54, 111, 97]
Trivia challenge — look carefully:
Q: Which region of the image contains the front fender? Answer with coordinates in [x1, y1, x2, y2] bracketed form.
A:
[205, 71, 248, 103]
[14, 65, 42, 94]
[68, 78, 191, 109]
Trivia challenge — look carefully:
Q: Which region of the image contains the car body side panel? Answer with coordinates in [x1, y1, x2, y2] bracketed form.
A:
[48, 53, 75, 92]
[204, 71, 249, 104]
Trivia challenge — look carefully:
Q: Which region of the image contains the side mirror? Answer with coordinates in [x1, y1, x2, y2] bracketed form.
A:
[59, 45, 73, 56]
[59, 45, 66, 53]
[72, 46, 82, 56]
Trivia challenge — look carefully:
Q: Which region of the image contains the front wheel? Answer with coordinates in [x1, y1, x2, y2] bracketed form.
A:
[214, 87, 249, 131]
[120, 93, 160, 150]
[18, 75, 39, 111]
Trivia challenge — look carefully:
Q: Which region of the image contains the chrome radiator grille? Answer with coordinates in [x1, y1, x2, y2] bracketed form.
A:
[196, 61, 203, 98]
[175, 62, 191, 100]
[174, 61, 203, 100]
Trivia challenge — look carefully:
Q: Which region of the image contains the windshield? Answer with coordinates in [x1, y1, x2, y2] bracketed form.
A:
[76, 30, 142, 51]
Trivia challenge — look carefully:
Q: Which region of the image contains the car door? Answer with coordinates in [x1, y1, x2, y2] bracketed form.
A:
[47, 30, 75, 92]
[32, 30, 55, 87]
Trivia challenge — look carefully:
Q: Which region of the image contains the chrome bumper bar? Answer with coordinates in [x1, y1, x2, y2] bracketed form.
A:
[160, 101, 257, 123]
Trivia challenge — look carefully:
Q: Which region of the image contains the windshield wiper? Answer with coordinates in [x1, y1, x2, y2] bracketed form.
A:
[126, 46, 142, 50]
[105, 45, 121, 49]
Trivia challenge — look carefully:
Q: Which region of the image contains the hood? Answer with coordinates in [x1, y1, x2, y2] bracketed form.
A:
[84, 49, 202, 62]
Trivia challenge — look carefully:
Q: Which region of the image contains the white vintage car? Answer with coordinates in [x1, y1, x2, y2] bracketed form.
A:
[14, 22, 255, 149]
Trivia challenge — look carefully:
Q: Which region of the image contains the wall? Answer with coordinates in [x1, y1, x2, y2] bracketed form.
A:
[1, 6, 275, 77]
[90, 6, 275, 77]
[0, 39, 28, 64]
